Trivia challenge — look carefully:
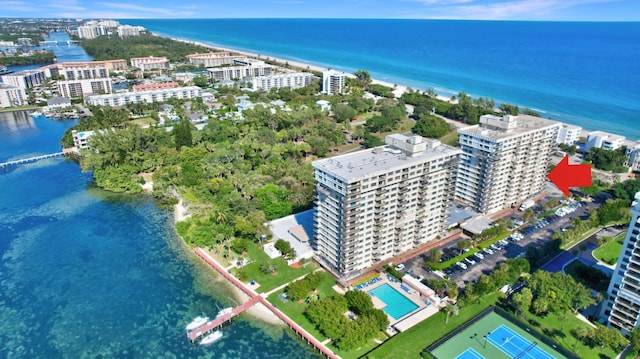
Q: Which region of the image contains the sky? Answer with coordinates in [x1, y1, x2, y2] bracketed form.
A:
[1, 0, 639, 21]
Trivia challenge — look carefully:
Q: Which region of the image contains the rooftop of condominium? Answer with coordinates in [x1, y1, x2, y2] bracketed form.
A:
[458, 114, 560, 140]
[313, 133, 461, 182]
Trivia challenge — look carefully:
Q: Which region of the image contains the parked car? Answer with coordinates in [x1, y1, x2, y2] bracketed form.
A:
[395, 263, 405, 271]
[415, 275, 424, 282]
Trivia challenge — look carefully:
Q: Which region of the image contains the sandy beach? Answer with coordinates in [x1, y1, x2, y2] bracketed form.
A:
[174, 198, 191, 223]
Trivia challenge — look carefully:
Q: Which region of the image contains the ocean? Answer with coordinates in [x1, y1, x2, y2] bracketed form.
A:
[0, 32, 319, 358]
[120, 19, 640, 140]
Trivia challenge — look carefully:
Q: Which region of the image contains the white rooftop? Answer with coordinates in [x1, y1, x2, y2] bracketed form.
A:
[459, 114, 560, 140]
[313, 134, 461, 182]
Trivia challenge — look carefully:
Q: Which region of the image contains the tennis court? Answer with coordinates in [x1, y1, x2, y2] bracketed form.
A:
[429, 310, 569, 359]
[486, 324, 556, 359]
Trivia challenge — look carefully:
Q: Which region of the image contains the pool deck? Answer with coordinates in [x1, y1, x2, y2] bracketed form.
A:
[362, 274, 447, 333]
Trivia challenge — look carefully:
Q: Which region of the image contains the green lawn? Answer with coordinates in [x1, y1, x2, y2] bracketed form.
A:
[266, 271, 336, 341]
[233, 242, 317, 294]
[439, 130, 459, 147]
[593, 232, 625, 265]
[364, 292, 504, 359]
[266, 273, 388, 359]
[521, 311, 619, 359]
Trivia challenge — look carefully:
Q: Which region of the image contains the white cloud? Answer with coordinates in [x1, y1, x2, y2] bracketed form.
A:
[0, 0, 36, 12]
[409, 0, 623, 20]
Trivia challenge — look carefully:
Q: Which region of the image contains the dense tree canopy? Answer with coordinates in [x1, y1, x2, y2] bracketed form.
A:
[80, 33, 213, 62]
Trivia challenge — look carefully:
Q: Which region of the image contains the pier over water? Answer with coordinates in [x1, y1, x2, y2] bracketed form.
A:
[0, 151, 71, 171]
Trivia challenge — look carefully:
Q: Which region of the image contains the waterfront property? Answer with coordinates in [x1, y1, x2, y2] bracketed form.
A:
[602, 192, 640, 335]
[427, 309, 572, 359]
[312, 134, 461, 280]
[322, 70, 345, 95]
[455, 114, 561, 214]
[0, 83, 27, 107]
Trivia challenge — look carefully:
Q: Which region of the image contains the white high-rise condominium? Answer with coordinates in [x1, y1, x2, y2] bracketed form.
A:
[322, 70, 345, 95]
[312, 134, 461, 280]
[455, 114, 561, 214]
[602, 192, 640, 335]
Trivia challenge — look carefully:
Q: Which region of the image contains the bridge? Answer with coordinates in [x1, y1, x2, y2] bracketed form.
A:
[38, 40, 78, 46]
[0, 152, 67, 170]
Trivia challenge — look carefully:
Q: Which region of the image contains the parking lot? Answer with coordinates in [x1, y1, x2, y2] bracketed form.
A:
[398, 196, 603, 287]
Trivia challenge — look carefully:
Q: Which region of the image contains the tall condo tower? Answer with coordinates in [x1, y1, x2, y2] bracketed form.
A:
[455, 114, 561, 214]
[312, 134, 461, 280]
[602, 192, 640, 335]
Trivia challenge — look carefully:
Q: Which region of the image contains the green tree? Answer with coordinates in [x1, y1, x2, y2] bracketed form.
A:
[413, 114, 450, 138]
[512, 287, 533, 316]
[333, 104, 357, 124]
[353, 69, 371, 86]
[345, 290, 374, 315]
[173, 118, 193, 150]
[274, 239, 295, 258]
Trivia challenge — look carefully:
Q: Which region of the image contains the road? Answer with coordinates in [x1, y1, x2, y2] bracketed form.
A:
[398, 193, 604, 288]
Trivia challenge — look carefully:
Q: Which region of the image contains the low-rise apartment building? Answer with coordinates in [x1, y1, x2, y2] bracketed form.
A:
[84, 86, 203, 107]
[584, 131, 626, 153]
[556, 123, 582, 145]
[130, 56, 171, 71]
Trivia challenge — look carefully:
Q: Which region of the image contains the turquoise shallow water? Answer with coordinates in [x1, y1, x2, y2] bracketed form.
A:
[121, 19, 640, 140]
[0, 33, 320, 358]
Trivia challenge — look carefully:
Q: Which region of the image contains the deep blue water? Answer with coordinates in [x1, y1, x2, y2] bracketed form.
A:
[0, 33, 320, 359]
[120, 19, 640, 139]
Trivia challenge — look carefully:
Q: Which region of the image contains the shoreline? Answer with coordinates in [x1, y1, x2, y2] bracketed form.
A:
[173, 197, 284, 326]
[168, 34, 457, 105]
[155, 32, 635, 140]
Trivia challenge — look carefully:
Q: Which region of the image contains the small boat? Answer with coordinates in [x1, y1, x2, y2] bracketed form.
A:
[185, 316, 209, 332]
[30, 111, 43, 117]
[200, 330, 223, 345]
[216, 307, 233, 318]
[0, 66, 14, 75]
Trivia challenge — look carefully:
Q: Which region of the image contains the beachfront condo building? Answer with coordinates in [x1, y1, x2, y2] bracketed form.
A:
[556, 123, 582, 145]
[312, 134, 461, 280]
[322, 70, 346, 95]
[584, 130, 626, 153]
[602, 192, 640, 335]
[207, 59, 273, 81]
[455, 114, 561, 214]
[251, 72, 315, 91]
[186, 52, 246, 67]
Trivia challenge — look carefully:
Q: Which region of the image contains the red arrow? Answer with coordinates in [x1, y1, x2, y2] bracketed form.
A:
[547, 155, 592, 196]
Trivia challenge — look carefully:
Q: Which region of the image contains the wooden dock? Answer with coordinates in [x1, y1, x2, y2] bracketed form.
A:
[192, 248, 340, 358]
[187, 295, 261, 342]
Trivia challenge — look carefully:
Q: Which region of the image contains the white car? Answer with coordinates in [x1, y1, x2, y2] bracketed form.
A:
[465, 257, 476, 265]
[456, 262, 467, 270]
[474, 252, 484, 260]
[483, 248, 494, 255]
[395, 264, 405, 271]
[415, 275, 424, 282]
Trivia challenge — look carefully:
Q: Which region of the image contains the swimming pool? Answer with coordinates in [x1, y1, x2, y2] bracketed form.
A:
[368, 283, 419, 320]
